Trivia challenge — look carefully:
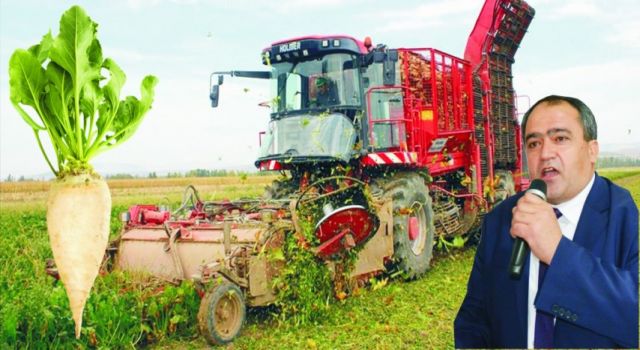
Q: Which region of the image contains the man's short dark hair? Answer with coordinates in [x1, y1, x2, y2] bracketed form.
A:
[521, 95, 598, 141]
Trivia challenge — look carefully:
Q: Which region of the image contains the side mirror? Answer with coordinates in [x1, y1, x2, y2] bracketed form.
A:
[383, 49, 398, 86]
[210, 85, 220, 108]
[383, 59, 396, 86]
[387, 49, 398, 62]
[373, 51, 386, 63]
[210, 74, 224, 108]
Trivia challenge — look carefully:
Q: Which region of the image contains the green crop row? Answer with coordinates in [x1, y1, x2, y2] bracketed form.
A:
[0, 206, 201, 348]
[1, 171, 638, 348]
[598, 167, 640, 181]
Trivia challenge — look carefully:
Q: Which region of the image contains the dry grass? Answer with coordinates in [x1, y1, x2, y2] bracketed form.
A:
[0, 175, 278, 211]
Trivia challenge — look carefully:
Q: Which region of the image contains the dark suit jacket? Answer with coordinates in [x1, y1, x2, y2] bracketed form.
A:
[454, 174, 639, 348]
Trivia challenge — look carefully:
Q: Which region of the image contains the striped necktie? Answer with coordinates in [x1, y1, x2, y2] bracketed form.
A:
[534, 208, 562, 348]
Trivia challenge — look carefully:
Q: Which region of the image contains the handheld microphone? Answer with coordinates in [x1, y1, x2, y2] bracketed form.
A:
[509, 179, 547, 279]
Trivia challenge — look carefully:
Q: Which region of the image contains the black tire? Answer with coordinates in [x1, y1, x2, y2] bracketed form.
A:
[465, 212, 484, 246]
[197, 282, 246, 345]
[383, 173, 435, 279]
[264, 178, 295, 200]
[493, 170, 516, 206]
[468, 170, 515, 245]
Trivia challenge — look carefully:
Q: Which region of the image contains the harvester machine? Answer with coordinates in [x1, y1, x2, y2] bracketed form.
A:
[112, 0, 535, 345]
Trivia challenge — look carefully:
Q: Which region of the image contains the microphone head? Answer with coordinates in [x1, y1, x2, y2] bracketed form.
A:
[528, 179, 547, 201]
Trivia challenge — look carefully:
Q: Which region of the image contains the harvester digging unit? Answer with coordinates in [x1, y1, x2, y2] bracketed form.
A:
[112, 0, 535, 345]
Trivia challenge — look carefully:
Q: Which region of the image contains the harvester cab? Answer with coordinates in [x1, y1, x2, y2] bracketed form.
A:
[208, 38, 399, 261]
[209, 37, 400, 171]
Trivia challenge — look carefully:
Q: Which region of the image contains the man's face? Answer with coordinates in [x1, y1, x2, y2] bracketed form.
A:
[524, 101, 599, 204]
[318, 83, 328, 94]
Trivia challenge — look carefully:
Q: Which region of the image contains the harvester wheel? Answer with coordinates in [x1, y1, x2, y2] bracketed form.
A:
[468, 170, 516, 245]
[384, 173, 435, 279]
[264, 178, 296, 200]
[465, 213, 484, 246]
[295, 176, 367, 211]
[493, 170, 516, 205]
[197, 282, 246, 345]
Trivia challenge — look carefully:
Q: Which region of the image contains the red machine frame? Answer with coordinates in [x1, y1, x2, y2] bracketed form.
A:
[362, 48, 482, 196]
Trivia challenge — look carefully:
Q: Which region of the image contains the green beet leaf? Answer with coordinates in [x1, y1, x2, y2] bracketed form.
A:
[8, 5, 158, 178]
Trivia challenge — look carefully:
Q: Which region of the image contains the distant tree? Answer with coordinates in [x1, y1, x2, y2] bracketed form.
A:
[186, 168, 212, 177]
[5, 174, 14, 182]
[169, 168, 263, 178]
[106, 173, 135, 179]
[148, 172, 157, 178]
[597, 156, 640, 168]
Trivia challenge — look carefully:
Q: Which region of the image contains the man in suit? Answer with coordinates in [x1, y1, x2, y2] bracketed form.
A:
[454, 95, 639, 348]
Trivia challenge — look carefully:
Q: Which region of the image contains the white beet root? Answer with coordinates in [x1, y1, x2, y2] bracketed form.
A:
[8, 4, 157, 340]
[46, 174, 111, 338]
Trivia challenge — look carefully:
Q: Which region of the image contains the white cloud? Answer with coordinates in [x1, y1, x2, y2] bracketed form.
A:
[267, 0, 347, 9]
[514, 59, 640, 145]
[364, 0, 479, 33]
[545, 0, 600, 19]
[605, 12, 640, 49]
[533, 0, 640, 49]
[102, 46, 188, 64]
[125, 0, 162, 10]
[123, 0, 350, 13]
[91, 75, 272, 174]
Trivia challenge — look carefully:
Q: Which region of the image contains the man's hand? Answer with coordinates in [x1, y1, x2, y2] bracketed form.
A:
[510, 193, 563, 264]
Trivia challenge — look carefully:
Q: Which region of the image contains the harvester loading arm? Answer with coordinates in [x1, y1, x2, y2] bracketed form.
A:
[464, 0, 535, 186]
[464, 0, 535, 74]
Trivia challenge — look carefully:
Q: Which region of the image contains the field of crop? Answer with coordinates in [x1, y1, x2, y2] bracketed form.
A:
[0, 175, 278, 212]
[1, 169, 638, 349]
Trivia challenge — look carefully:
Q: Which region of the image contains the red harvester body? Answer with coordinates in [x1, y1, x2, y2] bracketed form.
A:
[111, 0, 536, 345]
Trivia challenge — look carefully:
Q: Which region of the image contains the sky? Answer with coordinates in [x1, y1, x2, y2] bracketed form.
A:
[1, 0, 639, 179]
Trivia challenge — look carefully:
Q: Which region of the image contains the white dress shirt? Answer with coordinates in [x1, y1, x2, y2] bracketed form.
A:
[526, 174, 595, 348]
